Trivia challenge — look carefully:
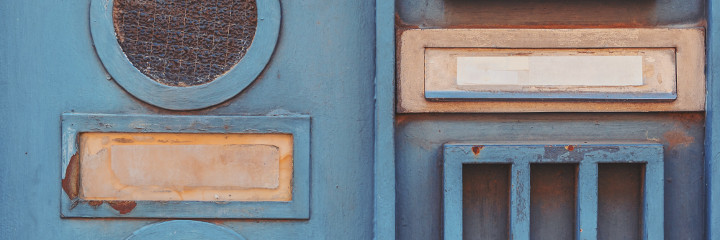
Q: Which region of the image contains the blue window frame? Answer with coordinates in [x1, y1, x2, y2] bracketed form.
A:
[443, 143, 664, 240]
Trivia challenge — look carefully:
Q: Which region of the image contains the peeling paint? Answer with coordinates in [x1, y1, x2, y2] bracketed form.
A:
[61, 153, 80, 200]
[108, 201, 137, 214]
[471, 145, 483, 155]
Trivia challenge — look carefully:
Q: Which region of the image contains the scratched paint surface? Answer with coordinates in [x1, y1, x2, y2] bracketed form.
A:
[79, 132, 292, 201]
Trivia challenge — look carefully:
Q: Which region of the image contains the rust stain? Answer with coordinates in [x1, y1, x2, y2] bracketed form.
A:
[112, 138, 134, 143]
[108, 201, 137, 214]
[565, 145, 575, 151]
[61, 153, 80, 200]
[663, 130, 694, 150]
[471, 145, 484, 155]
[87, 201, 103, 207]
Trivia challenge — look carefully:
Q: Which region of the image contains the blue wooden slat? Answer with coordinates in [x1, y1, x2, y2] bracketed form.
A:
[510, 162, 531, 240]
[707, 0, 720, 238]
[60, 113, 311, 219]
[442, 150, 463, 240]
[577, 162, 598, 240]
[373, 0, 396, 239]
[644, 158, 665, 240]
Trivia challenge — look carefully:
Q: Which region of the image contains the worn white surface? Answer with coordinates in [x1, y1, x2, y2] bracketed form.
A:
[456, 56, 643, 86]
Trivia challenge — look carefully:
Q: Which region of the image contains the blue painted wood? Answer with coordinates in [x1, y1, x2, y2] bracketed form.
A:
[442, 143, 664, 240]
[373, 0, 396, 239]
[644, 156, 664, 240]
[442, 149, 463, 240]
[510, 162, 531, 240]
[90, 0, 281, 110]
[1, 0, 377, 238]
[60, 113, 311, 219]
[577, 162, 598, 240]
[126, 220, 246, 240]
[708, 1, 720, 238]
[425, 91, 677, 101]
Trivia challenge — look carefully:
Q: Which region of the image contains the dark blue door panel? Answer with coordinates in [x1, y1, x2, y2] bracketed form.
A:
[396, 113, 705, 240]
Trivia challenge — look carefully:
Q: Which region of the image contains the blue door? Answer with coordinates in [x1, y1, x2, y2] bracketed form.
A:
[3, 1, 720, 239]
[1, 0, 378, 239]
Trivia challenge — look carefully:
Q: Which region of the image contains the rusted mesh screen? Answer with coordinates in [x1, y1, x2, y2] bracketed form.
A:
[113, 0, 257, 86]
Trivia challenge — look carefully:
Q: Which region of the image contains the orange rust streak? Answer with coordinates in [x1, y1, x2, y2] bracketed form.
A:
[108, 201, 137, 215]
[61, 154, 80, 200]
[472, 146, 484, 155]
[663, 130, 695, 150]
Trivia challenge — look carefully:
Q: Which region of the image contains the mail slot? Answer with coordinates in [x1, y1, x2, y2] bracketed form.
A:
[397, 28, 705, 113]
[78, 132, 293, 202]
[425, 48, 677, 101]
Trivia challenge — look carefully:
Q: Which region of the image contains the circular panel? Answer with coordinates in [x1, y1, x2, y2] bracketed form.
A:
[113, 0, 257, 87]
[126, 220, 245, 240]
[91, 0, 280, 110]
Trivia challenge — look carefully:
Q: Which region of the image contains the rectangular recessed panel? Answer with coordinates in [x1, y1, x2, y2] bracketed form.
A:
[79, 132, 293, 202]
[457, 56, 643, 86]
[462, 164, 510, 240]
[426, 48, 676, 100]
[598, 164, 644, 240]
[530, 164, 577, 239]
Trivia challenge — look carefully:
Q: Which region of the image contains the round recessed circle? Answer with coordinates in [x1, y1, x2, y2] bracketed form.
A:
[113, 0, 258, 87]
[126, 220, 245, 240]
[91, 0, 280, 110]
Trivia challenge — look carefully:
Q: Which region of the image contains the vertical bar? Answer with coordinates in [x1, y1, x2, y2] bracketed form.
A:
[443, 160, 463, 240]
[708, 0, 720, 239]
[644, 162, 664, 240]
[510, 162, 531, 240]
[577, 162, 598, 240]
[373, 0, 396, 239]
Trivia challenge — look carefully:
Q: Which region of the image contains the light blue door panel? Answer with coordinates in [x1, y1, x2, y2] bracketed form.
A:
[0, 0, 377, 239]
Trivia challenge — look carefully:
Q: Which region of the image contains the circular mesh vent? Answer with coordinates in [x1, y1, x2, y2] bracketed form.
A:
[113, 0, 257, 87]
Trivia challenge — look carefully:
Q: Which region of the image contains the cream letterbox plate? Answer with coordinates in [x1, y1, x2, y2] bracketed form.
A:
[398, 29, 705, 112]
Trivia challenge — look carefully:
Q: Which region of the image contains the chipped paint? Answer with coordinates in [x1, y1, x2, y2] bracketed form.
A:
[107, 201, 137, 214]
[61, 154, 80, 200]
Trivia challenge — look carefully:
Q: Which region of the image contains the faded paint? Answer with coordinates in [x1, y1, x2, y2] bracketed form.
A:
[78, 132, 293, 202]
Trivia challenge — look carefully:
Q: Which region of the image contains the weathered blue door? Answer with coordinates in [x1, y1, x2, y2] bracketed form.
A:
[1, 0, 379, 239]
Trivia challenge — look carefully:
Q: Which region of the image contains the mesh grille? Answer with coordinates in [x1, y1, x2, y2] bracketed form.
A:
[113, 0, 257, 86]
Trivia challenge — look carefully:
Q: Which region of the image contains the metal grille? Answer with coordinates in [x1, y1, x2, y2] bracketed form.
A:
[113, 0, 257, 86]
